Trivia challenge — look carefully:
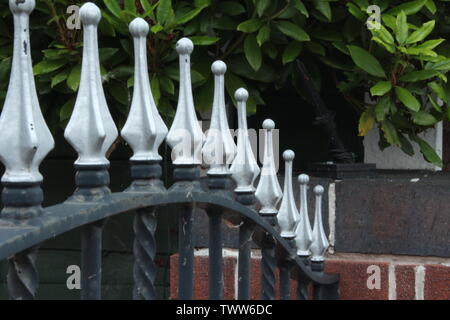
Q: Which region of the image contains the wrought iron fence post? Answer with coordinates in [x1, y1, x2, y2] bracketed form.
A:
[166, 38, 204, 300]
[231, 88, 260, 300]
[277, 150, 301, 300]
[203, 60, 236, 300]
[0, 0, 55, 300]
[122, 17, 169, 300]
[255, 120, 283, 300]
[64, 2, 118, 300]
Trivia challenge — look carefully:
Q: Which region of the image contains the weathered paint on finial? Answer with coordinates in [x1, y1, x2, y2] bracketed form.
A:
[166, 38, 204, 165]
[64, 2, 118, 166]
[202, 60, 236, 175]
[230, 88, 260, 192]
[121, 18, 168, 161]
[277, 150, 298, 238]
[255, 120, 282, 214]
[295, 174, 313, 256]
[310, 185, 329, 262]
[0, 0, 54, 183]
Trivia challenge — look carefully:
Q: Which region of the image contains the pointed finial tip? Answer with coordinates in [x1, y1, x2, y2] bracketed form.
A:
[9, 0, 35, 13]
[80, 2, 101, 26]
[283, 149, 295, 162]
[263, 119, 275, 130]
[235, 88, 248, 102]
[314, 185, 325, 195]
[298, 174, 309, 184]
[211, 60, 227, 75]
[176, 37, 194, 55]
[129, 18, 149, 37]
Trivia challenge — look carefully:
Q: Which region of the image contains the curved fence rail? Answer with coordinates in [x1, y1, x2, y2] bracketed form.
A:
[0, 1, 339, 300]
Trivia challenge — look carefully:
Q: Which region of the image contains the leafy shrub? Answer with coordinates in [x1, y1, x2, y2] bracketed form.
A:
[0, 0, 449, 165]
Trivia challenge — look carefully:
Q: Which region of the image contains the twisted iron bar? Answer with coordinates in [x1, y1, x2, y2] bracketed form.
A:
[297, 280, 310, 300]
[133, 207, 158, 300]
[7, 246, 39, 300]
[261, 233, 276, 300]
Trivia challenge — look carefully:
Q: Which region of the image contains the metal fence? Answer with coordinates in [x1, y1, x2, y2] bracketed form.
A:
[0, 1, 339, 300]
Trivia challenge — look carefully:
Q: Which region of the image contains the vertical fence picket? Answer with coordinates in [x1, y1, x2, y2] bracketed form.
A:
[0, 0, 55, 300]
[202, 60, 236, 300]
[256, 120, 283, 300]
[63, 2, 119, 300]
[231, 88, 260, 300]
[122, 17, 168, 300]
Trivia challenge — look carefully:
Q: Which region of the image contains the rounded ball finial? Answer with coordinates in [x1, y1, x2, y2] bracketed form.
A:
[9, 0, 35, 14]
[212, 60, 227, 75]
[235, 88, 249, 102]
[263, 119, 275, 130]
[298, 174, 310, 184]
[314, 185, 325, 195]
[176, 38, 194, 55]
[283, 150, 295, 162]
[80, 2, 102, 26]
[129, 18, 149, 37]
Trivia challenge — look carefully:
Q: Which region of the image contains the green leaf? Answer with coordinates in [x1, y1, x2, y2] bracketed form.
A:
[244, 34, 262, 71]
[150, 24, 163, 33]
[372, 37, 396, 54]
[406, 20, 435, 44]
[307, 42, 325, 56]
[275, 21, 310, 42]
[425, 0, 437, 14]
[282, 42, 303, 65]
[256, 25, 270, 46]
[33, 59, 67, 75]
[399, 134, 415, 156]
[237, 19, 262, 33]
[416, 39, 445, 50]
[140, 0, 153, 13]
[67, 65, 81, 92]
[125, 0, 137, 14]
[347, 45, 386, 78]
[51, 69, 69, 88]
[428, 81, 447, 103]
[177, 6, 207, 25]
[99, 48, 119, 63]
[374, 95, 392, 121]
[104, 0, 122, 19]
[256, 0, 270, 17]
[370, 81, 392, 96]
[387, 0, 428, 16]
[218, 1, 245, 16]
[159, 75, 175, 95]
[428, 94, 442, 112]
[347, 3, 366, 21]
[381, 120, 400, 145]
[358, 109, 375, 136]
[395, 86, 421, 111]
[372, 25, 395, 44]
[412, 111, 438, 126]
[395, 11, 408, 44]
[292, 0, 309, 17]
[313, 0, 332, 21]
[60, 98, 76, 122]
[157, 0, 174, 26]
[411, 135, 442, 167]
[151, 74, 160, 105]
[190, 36, 220, 45]
[399, 70, 439, 82]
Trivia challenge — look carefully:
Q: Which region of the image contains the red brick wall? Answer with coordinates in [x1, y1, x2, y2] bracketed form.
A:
[170, 251, 450, 300]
